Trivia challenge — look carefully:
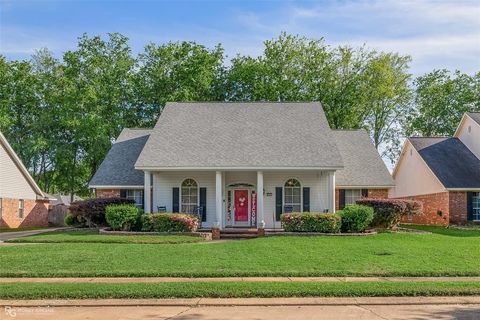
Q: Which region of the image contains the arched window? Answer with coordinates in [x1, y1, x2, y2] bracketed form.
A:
[181, 178, 198, 214]
[284, 178, 301, 212]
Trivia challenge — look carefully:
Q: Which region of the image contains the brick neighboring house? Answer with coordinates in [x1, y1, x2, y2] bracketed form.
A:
[391, 112, 480, 225]
[90, 102, 392, 229]
[0, 132, 51, 228]
[332, 130, 394, 210]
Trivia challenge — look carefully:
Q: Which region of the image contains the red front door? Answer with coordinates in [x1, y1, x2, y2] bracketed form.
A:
[234, 190, 249, 222]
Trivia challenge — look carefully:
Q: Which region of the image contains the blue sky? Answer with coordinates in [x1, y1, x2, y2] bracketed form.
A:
[1, 0, 479, 76]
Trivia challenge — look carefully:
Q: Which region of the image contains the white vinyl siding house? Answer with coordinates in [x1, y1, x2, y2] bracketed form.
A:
[90, 102, 392, 230]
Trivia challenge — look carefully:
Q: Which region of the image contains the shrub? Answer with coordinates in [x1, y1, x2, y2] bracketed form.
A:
[105, 204, 142, 231]
[280, 213, 341, 233]
[142, 213, 199, 232]
[69, 197, 135, 227]
[64, 214, 78, 226]
[356, 198, 423, 229]
[340, 205, 374, 233]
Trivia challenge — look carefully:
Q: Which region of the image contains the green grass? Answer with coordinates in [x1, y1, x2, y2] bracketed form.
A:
[1, 231, 479, 277]
[1, 281, 479, 299]
[0, 226, 49, 233]
[5, 229, 204, 244]
[401, 224, 480, 237]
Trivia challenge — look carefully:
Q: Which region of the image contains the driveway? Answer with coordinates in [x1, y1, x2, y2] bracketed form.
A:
[0, 228, 68, 241]
[2, 297, 479, 319]
[3, 304, 479, 320]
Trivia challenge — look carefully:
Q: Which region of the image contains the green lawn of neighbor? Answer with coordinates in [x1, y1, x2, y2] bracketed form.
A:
[5, 229, 204, 244]
[1, 281, 479, 299]
[1, 226, 479, 278]
[401, 224, 480, 237]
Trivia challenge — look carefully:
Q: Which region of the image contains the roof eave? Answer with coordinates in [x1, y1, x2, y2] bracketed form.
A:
[134, 166, 344, 171]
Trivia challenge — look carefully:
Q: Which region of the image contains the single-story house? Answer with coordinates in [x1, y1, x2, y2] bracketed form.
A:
[0, 131, 51, 228]
[391, 112, 480, 225]
[89, 102, 393, 230]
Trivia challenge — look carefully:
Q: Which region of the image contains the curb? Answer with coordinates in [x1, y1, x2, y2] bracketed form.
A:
[1, 296, 480, 307]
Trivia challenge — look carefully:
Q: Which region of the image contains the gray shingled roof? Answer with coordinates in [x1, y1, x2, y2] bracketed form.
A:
[333, 130, 394, 187]
[409, 137, 480, 189]
[89, 129, 152, 187]
[135, 102, 343, 169]
[467, 112, 480, 125]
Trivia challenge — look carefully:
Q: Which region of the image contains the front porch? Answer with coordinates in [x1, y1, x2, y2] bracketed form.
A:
[143, 170, 336, 230]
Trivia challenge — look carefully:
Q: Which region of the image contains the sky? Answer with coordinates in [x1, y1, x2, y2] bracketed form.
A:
[0, 0, 479, 76]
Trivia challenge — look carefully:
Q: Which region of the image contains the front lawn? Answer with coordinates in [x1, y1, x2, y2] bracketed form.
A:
[5, 229, 203, 244]
[1, 281, 479, 299]
[0, 230, 479, 277]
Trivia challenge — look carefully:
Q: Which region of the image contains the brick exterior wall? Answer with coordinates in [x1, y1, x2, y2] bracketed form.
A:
[398, 192, 450, 226]
[96, 189, 120, 198]
[449, 191, 468, 225]
[367, 189, 389, 199]
[335, 188, 389, 211]
[0, 198, 49, 228]
[397, 191, 470, 226]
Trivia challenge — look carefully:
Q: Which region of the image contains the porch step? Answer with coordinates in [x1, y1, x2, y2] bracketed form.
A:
[220, 228, 259, 239]
[221, 228, 258, 234]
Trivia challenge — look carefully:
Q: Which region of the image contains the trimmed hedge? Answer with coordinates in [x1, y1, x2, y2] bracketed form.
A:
[142, 213, 199, 232]
[69, 198, 135, 227]
[105, 204, 142, 231]
[340, 205, 374, 233]
[64, 214, 78, 226]
[356, 198, 423, 229]
[281, 213, 341, 233]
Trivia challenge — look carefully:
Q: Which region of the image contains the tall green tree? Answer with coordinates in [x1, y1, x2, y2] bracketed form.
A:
[408, 70, 480, 136]
[362, 53, 412, 162]
[134, 41, 225, 126]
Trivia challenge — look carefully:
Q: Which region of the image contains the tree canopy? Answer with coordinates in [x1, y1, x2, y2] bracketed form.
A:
[0, 33, 478, 196]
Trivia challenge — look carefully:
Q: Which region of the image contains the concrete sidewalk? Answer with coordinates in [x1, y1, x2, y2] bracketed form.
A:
[1, 276, 480, 283]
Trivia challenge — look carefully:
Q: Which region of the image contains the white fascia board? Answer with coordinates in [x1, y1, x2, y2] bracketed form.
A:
[134, 166, 343, 171]
[89, 185, 145, 189]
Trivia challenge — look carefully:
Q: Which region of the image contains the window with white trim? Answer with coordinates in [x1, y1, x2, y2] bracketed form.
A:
[181, 178, 198, 214]
[345, 189, 362, 206]
[18, 199, 24, 218]
[284, 178, 301, 212]
[126, 190, 143, 208]
[473, 192, 480, 221]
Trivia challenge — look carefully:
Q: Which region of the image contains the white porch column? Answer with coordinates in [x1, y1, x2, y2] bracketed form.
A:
[144, 171, 151, 213]
[329, 171, 336, 213]
[215, 171, 223, 229]
[257, 171, 264, 228]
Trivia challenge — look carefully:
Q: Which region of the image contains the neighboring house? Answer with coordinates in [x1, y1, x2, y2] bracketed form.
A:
[391, 112, 480, 225]
[333, 130, 394, 210]
[48, 194, 83, 226]
[90, 102, 392, 230]
[0, 132, 51, 228]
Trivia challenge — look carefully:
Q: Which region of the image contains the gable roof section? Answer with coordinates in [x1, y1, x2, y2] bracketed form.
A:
[333, 130, 394, 187]
[409, 137, 480, 189]
[89, 128, 152, 187]
[467, 112, 480, 125]
[135, 102, 343, 169]
[0, 131, 46, 199]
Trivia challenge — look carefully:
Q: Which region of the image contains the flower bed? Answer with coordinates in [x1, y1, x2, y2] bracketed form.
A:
[99, 228, 212, 240]
[281, 213, 341, 233]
